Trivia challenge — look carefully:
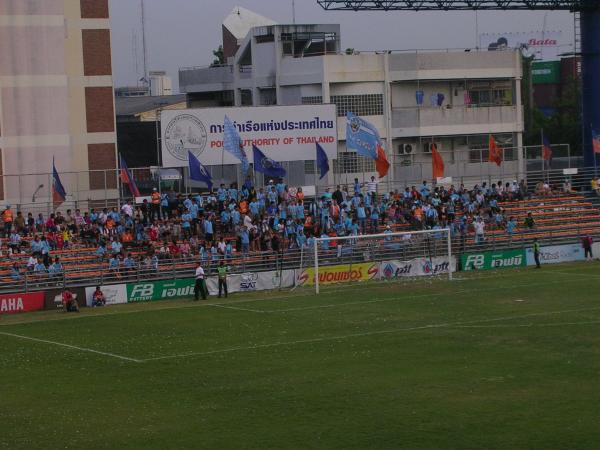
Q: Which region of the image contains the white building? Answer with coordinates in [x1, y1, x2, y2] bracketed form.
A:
[149, 71, 173, 97]
[179, 9, 524, 189]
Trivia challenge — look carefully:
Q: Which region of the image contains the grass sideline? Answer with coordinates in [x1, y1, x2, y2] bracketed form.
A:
[1, 262, 600, 449]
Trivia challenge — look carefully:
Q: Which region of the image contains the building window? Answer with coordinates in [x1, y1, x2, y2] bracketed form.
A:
[304, 160, 315, 174]
[302, 96, 323, 105]
[333, 151, 375, 174]
[281, 32, 338, 58]
[240, 89, 253, 106]
[260, 88, 277, 106]
[467, 81, 513, 107]
[331, 94, 384, 117]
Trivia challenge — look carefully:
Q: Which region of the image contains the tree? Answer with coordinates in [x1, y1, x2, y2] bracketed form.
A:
[522, 55, 582, 157]
[211, 45, 225, 67]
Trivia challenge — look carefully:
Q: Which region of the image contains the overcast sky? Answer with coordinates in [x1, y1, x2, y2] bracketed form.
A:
[109, 0, 574, 93]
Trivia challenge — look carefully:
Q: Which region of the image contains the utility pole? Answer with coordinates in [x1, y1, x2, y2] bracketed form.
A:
[141, 0, 148, 84]
[292, 0, 296, 24]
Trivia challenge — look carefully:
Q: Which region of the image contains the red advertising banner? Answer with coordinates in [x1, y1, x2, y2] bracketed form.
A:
[0, 292, 45, 315]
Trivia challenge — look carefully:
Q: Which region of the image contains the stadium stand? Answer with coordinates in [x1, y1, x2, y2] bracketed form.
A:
[1, 177, 599, 294]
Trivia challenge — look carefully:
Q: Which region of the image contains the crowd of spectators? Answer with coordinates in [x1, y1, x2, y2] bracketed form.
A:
[0, 174, 575, 281]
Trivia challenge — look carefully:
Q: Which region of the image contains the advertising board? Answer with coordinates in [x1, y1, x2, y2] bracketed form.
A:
[85, 284, 128, 307]
[0, 292, 45, 315]
[461, 249, 526, 271]
[296, 263, 379, 286]
[161, 105, 337, 168]
[126, 270, 295, 302]
[526, 243, 584, 266]
[380, 257, 455, 278]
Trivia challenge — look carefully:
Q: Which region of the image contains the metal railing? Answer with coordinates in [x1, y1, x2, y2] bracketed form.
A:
[3, 223, 597, 295]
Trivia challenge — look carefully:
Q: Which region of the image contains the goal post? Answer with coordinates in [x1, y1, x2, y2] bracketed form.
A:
[312, 228, 453, 294]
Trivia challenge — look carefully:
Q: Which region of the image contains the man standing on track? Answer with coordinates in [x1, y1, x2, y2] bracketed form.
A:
[194, 262, 207, 301]
[217, 260, 229, 298]
[582, 235, 593, 261]
[533, 238, 541, 269]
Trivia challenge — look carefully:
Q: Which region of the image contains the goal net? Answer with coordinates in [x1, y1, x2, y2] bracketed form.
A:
[299, 228, 454, 294]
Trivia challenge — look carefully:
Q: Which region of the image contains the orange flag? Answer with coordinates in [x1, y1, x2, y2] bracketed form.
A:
[375, 144, 390, 178]
[431, 143, 444, 179]
[488, 135, 503, 166]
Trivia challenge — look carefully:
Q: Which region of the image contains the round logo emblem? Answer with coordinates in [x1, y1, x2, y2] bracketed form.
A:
[164, 114, 207, 161]
[350, 116, 361, 134]
[261, 158, 275, 170]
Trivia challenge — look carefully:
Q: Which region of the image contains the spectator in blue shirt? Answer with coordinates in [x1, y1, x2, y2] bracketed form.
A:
[10, 263, 21, 281]
[240, 226, 250, 255]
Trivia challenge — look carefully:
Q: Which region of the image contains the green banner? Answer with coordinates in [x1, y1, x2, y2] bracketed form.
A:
[532, 61, 561, 85]
[461, 249, 526, 271]
[127, 279, 195, 302]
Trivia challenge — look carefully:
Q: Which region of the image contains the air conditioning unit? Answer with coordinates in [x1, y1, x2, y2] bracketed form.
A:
[398, 144, 413, 156]
[423, 142, 441, 154]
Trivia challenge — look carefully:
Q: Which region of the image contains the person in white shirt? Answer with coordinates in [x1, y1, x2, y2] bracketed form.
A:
[474, 217, 485, 244]
[367, 176, 378, 195]
[121, 202, 133, 218]
[194, 263, 207, 300]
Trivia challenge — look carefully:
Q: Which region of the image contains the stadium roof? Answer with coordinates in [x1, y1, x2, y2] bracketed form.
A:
[115, 94, 187, 117]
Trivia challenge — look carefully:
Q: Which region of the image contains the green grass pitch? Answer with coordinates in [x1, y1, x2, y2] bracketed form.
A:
[2, 262, 600, 449]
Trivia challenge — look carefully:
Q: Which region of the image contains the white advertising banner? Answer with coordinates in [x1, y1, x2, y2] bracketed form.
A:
[161, 105, 337, 168]
[380, 257, 456, 279]
[592, 243, 600, 259]
[85, 284, 127, 307]
[479, 31, 563, 60]
[526, 243, 585, 266]
[205, 269, 295, 295]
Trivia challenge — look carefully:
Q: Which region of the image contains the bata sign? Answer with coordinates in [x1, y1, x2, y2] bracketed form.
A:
[161, 105, 337, 168]
[0, 292, 45, 314]
[297, 263, 379, 286]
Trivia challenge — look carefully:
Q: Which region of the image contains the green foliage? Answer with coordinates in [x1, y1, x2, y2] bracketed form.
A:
[523, 55, 582, 155]
[211, 45, 225, 67]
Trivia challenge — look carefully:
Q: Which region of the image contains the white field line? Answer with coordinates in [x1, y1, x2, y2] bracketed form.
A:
[0, 267, 591, 326]
[258, 276, 587, 313]
[141, 306, 600, 362]
[449, 320, 600, 329]
[0, 331, 141, 363]
[206, 303, 266, 313]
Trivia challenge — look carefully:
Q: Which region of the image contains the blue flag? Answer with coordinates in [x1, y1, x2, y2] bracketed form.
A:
[316, 143, 330, 179]
[252, 145, 286, 178]
[346, 112, 380, 159]
[52, 157, 66, 209]
[188, 151, 213, 191]
[223, 115, 249, 174]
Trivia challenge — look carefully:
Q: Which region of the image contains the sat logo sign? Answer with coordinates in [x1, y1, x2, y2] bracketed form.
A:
[240, 273, 258, 291]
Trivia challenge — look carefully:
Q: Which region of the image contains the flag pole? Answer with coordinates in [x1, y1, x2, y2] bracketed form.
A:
[221, 147, 225, 185]
[592, 124, 597, 178]
[540, 128, 546, 181]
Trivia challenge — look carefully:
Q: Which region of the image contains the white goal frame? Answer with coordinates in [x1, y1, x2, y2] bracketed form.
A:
[312, 228, 453, 294]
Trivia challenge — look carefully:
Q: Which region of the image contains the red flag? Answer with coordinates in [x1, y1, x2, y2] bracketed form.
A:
[593, 129, 600, 154]
[375, 144, 390, 178]
[431, 143, 444, 179]
[488, 135, 502, 166]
